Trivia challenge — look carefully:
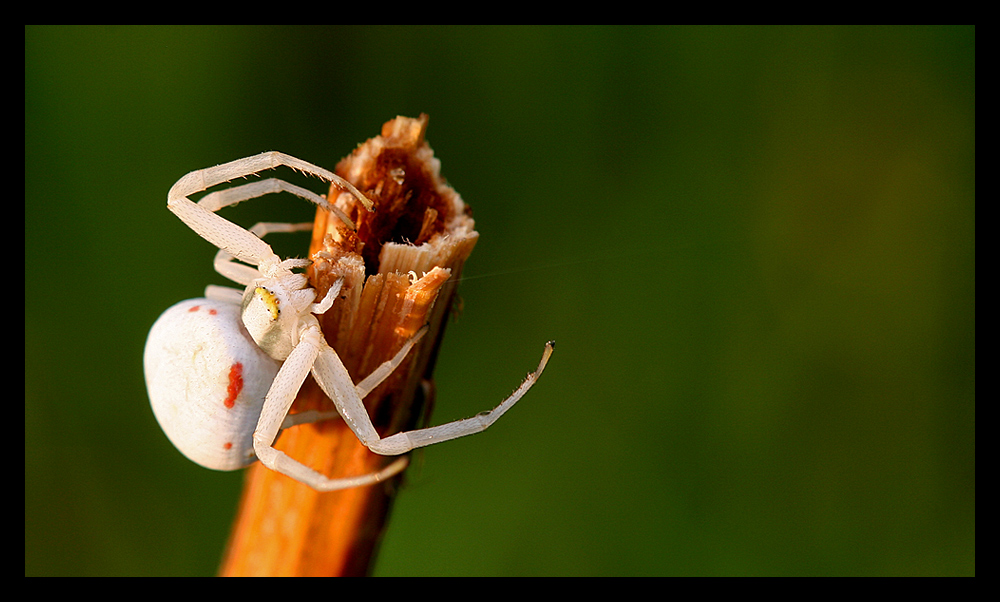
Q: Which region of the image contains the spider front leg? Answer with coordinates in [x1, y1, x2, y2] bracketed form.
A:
[311, 334, 555, 457]
[167, 151, 371, 271]
[251, 320, 408, 491]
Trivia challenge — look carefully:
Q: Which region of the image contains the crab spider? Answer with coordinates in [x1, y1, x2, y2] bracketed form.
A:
[145, 152, 554, 492]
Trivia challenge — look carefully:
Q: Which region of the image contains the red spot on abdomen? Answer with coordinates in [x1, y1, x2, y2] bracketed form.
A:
[188, 305, 200, 312]
[223, 442, 233, 450]
[224, 362, 244, 409]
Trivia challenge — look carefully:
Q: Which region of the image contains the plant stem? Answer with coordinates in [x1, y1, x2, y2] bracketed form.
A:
[219, 115, 478, 576]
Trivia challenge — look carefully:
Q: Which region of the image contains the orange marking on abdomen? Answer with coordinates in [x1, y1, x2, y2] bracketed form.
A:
[224, 362, 244, 409]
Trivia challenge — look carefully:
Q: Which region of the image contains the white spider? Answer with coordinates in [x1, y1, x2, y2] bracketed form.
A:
[144, 152, 554, 492]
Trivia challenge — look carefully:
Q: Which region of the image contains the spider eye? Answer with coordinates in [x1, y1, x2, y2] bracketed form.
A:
[254, 287, 281, 320]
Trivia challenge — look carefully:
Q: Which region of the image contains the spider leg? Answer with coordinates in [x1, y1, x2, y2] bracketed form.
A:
[354, 326, 428, 399]
[197, 178, 356, 230]
[167, 151, 371, 271]
[252, 322, 407, 491]
[311, 327, 554, 457]
[170, 151, 371, 212]
[367, 341, 554, 455]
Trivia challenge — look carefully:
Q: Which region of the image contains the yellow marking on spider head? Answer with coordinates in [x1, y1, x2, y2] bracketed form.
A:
[255, 287, 280, 320]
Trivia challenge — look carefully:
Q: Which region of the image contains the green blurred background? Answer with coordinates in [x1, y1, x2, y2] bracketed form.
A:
[25, 26, 974, 576]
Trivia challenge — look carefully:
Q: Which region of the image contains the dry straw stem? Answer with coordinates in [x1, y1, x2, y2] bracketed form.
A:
[219, 115, 479, 576]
